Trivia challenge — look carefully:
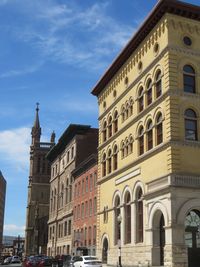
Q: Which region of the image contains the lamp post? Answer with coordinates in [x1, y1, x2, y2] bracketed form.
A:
[117, 214, 122, 267]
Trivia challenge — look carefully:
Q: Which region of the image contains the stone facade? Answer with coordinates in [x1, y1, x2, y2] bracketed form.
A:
[25, 105, 55, 256]
[92, 1, 200, 267]
[0, 171, 6, 256]
[47, 125, 98, 257]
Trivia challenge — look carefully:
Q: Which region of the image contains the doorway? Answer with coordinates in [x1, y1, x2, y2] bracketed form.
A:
[102, 237, 108, 264]
[185, 210, 200, 267]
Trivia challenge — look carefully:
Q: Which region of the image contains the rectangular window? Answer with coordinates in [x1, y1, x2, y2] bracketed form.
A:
[64, 221, 68, 236]
[86, 177, 88, 192]
[89, 199, 92, 216]
[90, 174, 93, 192]
[68, 220, 71, 235]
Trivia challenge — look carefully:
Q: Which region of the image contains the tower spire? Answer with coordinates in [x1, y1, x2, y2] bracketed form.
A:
[31, 103, 41, 145]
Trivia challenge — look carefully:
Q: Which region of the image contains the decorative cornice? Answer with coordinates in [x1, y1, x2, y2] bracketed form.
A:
[92, 0, 200, 96]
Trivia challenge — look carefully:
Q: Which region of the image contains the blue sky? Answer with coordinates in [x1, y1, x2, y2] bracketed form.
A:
[0, 0, 199, 237]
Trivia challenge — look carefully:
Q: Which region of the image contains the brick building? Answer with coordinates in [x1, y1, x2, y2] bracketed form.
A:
[72, 154, 98, 256]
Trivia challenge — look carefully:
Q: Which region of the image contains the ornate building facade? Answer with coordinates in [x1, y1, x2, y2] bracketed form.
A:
[47, 124, 98, 257]
[25, 105, 55, 256]
[0, 171, 6, 256]
[92, 1, 200, 266]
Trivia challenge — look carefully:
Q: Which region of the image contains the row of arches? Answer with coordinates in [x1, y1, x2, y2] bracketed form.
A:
[101, 111, 164, 176]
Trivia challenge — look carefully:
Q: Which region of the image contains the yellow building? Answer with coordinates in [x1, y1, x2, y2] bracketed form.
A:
[92, 1, 200, 266]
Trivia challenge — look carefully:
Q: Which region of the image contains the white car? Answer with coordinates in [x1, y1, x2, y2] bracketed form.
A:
[11, 256, 21, 263]
[73, 256, 102, 267]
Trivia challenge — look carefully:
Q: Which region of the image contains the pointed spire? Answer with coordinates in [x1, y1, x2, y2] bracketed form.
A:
[31, 103, 41, 145]
[50, 131, 55, 143]
[34, 102, 40, 129]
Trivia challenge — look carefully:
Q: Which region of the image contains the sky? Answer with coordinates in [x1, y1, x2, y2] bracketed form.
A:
[0, 0, 199, 237]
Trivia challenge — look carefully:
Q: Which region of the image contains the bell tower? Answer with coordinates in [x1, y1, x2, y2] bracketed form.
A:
[25, 104, 55, 256]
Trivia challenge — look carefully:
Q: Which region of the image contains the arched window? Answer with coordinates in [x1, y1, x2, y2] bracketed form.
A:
[129, 98, 133, 116]
[146, 79, 152, 106]
[113, 145, 118, 171]
[138, 126, 144, 155]
[156, 113, 163, 145]
[125, 138, 129, 157]
[121, 105, 126, 122]
[108, 116, 112, 138]
[155, 70, 162, 98]
[136, 188, 143, 243]
[114, 196, 120, 245]
[113, 111, 118, 134]
[124, 192, 131, 244]
[125, 102, 129, 119]
[183, 65, 196, 93]
[138, 87, 144, 112]
[129, 135, 133, 154]
[184, 109, 197, 140]
[102, 121, 107, 142]
[107, 149, 112, 174]
[146, 120, 153, 150]
[121, 141, 125, 159]
[102, 153, 106, 177]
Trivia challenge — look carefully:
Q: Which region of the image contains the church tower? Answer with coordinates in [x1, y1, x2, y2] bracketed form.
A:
[25, 104, 55, 256]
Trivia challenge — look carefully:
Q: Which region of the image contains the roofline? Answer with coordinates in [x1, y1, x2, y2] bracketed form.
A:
[46, 124, 98, 162]
[71, 153, 97, 179]
[91, 0, 200, 96]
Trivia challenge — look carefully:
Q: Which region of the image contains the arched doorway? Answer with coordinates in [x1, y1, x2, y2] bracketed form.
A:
[152, 211, 165, 266]
[102, 237, 108, 264]
[185, 209, 200, 267]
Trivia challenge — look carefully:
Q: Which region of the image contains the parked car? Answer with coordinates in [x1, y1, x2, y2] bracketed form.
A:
[11, 256, 21, 264]
[3, 257, 12, 265]
[73, 256, 102, 267]
[52, 255, 71, 267]
[23, 256, 44, 267]
[38, 257, 53, 267]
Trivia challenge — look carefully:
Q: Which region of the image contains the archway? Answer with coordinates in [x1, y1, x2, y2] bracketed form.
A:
[102, 237, 108, 264]
[152, 210, 165, 266]
[185, 209, 200, 267]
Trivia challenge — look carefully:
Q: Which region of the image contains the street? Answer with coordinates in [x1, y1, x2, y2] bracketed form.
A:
[2, 264, 21, 267]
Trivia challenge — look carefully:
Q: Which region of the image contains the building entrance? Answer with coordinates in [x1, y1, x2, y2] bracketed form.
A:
[185, 210, 200, 267]
[102, 238, 108, 264]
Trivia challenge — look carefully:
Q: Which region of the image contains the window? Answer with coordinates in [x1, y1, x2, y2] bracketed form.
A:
[183, 65, 195, 93]
[108, 116, 112, 138]
[155, 70, 162, 98]
[71, 146, 74, 159]
[94, 197, 97, 215]
[86, 176, 88, 192]
[107, 149, 112, 174]
[82, 180, 85, 195]
[64, 221, 68, 236]
[102, 153, 106, 177]
[94, 172, 97, 187]
[129, 98, 133, 116]
[114, 196, 121, 246]
[89, 199, 92, 216]
[146, 79, 152, 106]
[138, 126, 144, 155]
[88, 227, 92, 245]
[81, 203, 84, 218]
[68, 220, 71, 235]
[113, 145, 118, 171]
[84, 227, 87, 246]
[184, 109, 197, 141]
[136, 188, 143, 243]
[85, 201, 88, 217]
[138, 87, 144, 112]
[146, 120, 153, 150]
[113, 111, 118, 133]
[121, 141, 125, 158]
[129, 135, 133, 154]
[90, 174, 93, 192]
[93, 225, 96, 245]
[102, 121, 107, 142]
[124, 192, 131, 244]
[156, 113, 163, 145]
[121, 105, 126, 122]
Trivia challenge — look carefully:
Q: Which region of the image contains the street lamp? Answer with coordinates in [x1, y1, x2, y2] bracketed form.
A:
[117, 214, 122, 267]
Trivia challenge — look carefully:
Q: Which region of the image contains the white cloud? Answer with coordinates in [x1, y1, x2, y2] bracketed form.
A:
[4, 224, 25, 236]
[0, 62, 43, 78]
[9, 0, 134, 71]
[0, 127, 31, 171]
